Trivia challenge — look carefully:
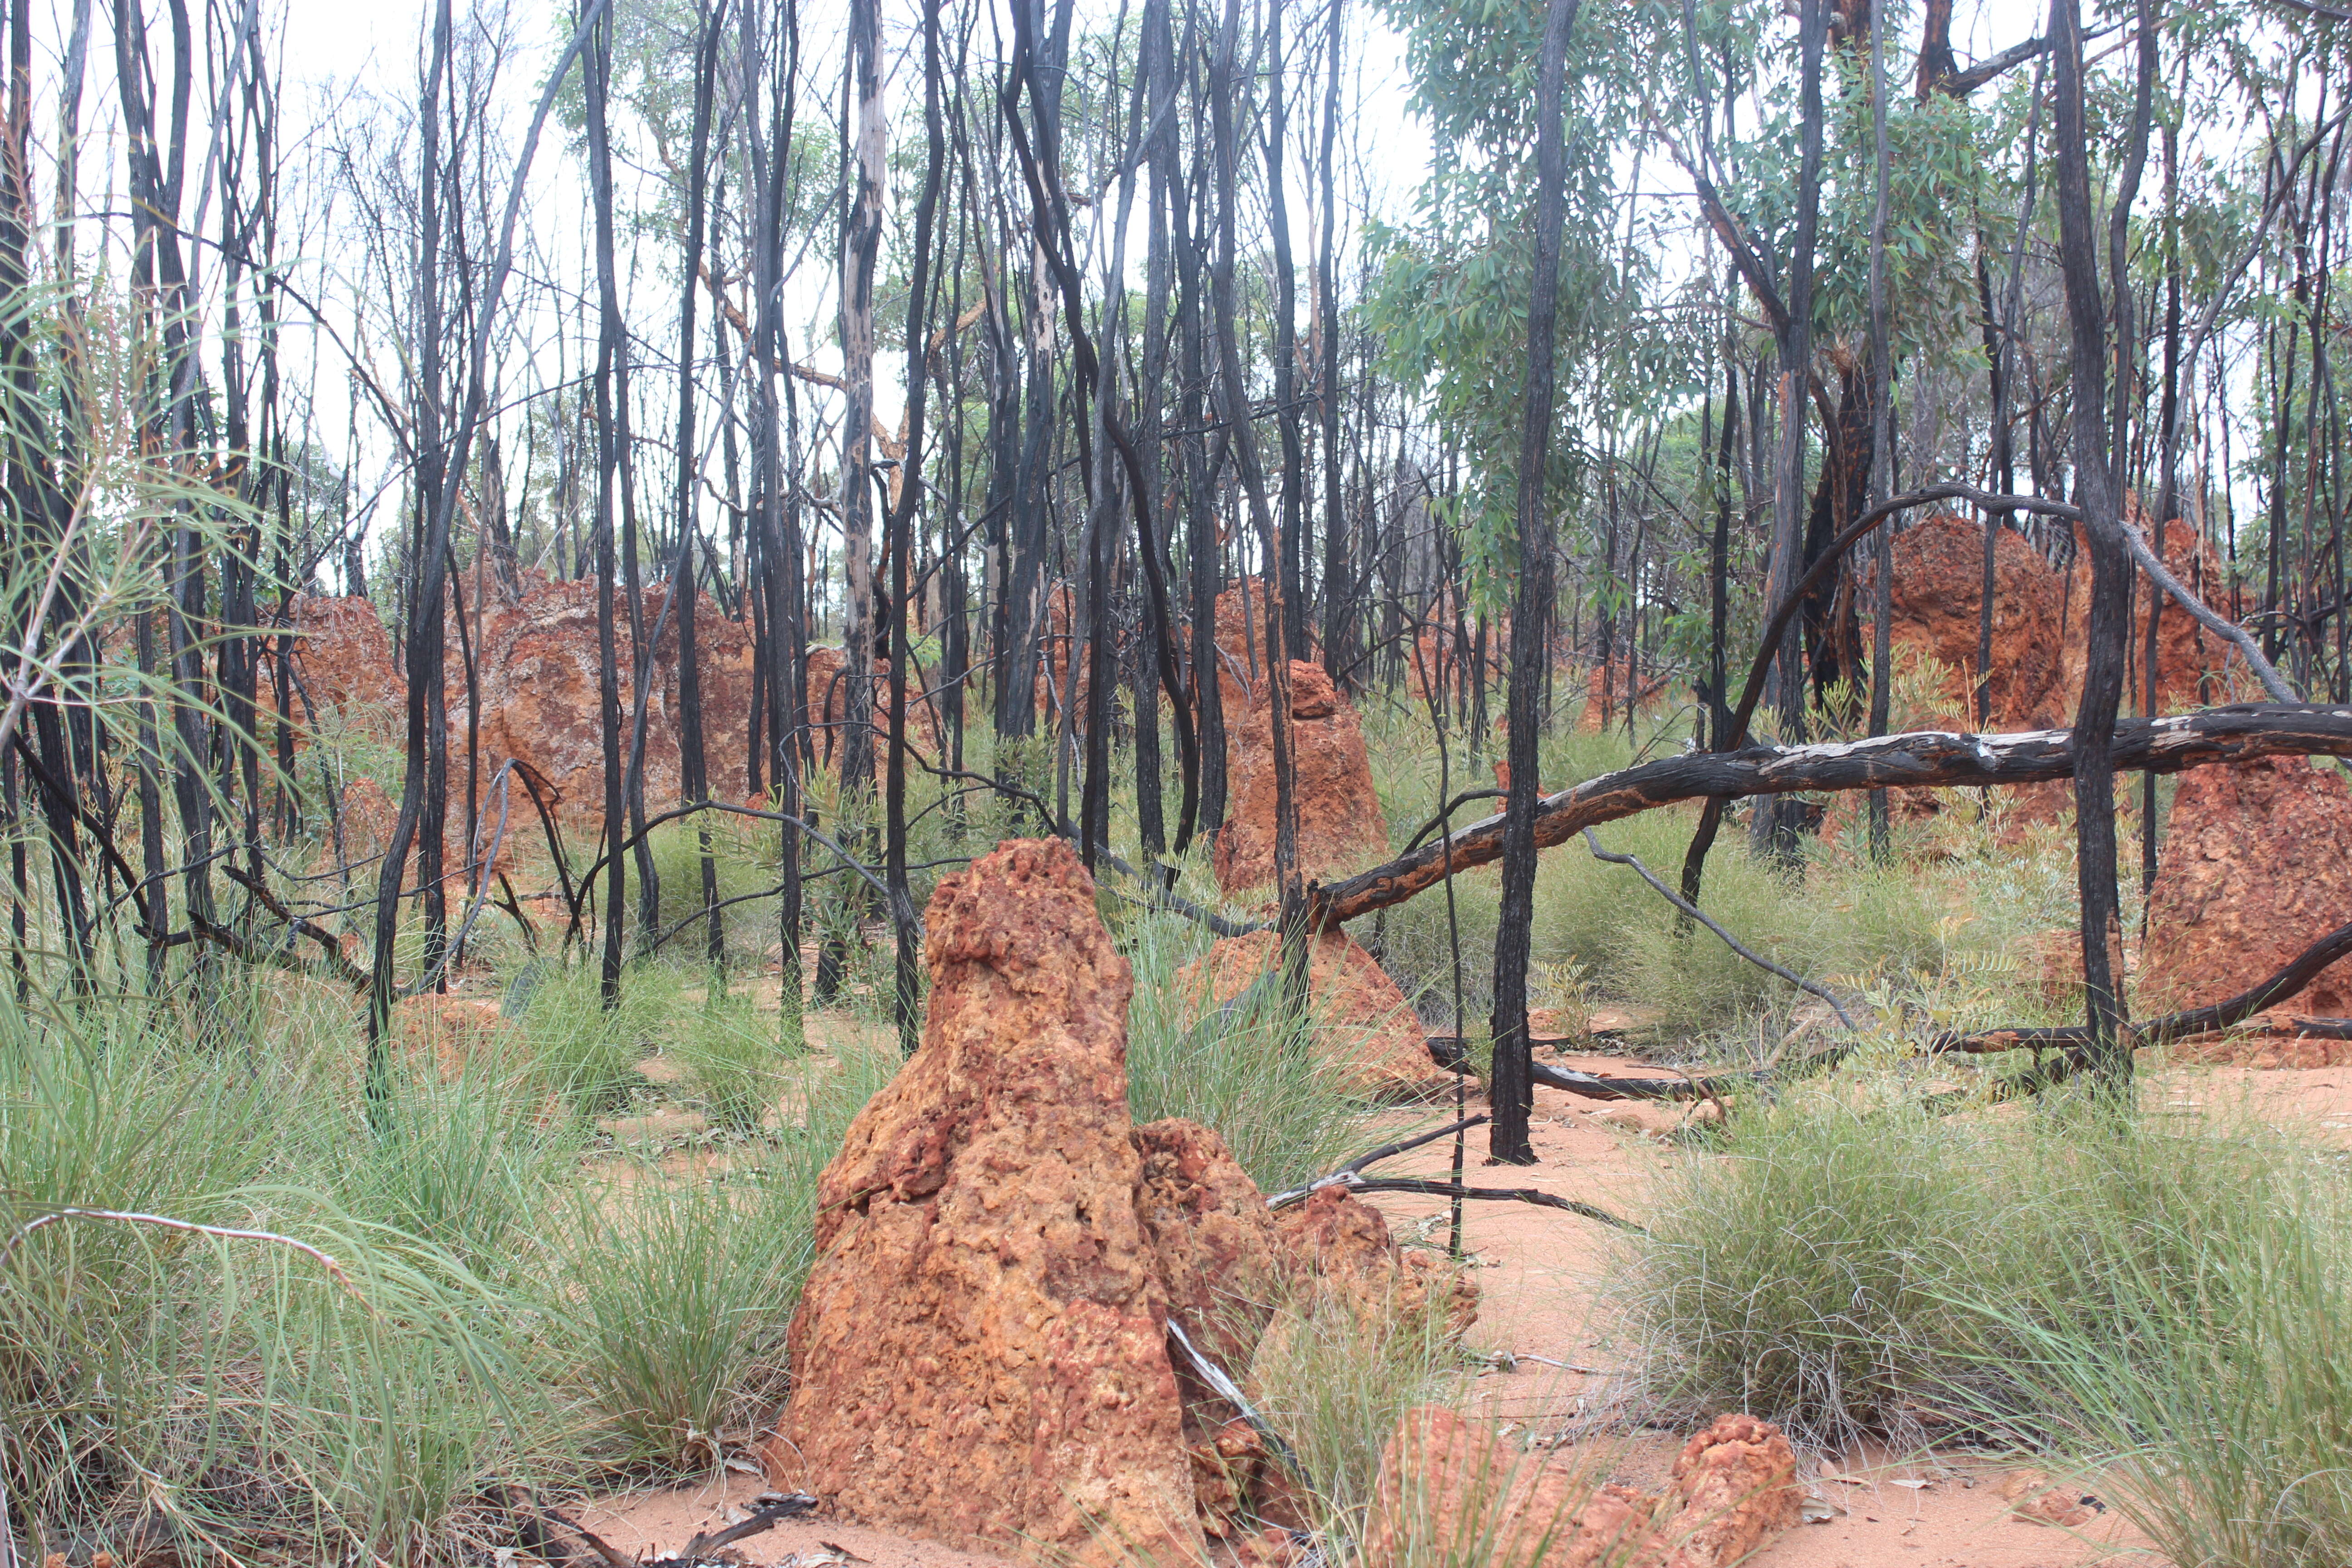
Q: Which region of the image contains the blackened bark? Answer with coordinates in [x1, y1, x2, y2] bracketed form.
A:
[1489, 0, 1580, 1167]
[672, 0, 727, 972]
[2048, 0, 2149, 1083]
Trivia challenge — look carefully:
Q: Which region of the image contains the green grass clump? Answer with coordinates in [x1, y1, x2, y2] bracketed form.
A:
[1628, 1077, 2350, 1515]
[548, 1034, 898, 1462]
[508, 958, 674, 1112]
[1967, 1120, 2352, 1568]
[1122, 915, 1371, 1195]
[666, 981, 799, 1132]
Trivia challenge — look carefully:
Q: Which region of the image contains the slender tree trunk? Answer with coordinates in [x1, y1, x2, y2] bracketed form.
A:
[1489, 0, 1580, 1167]
[884, 0, 946, 1051]
[2048, 0, 2150, 1085]
[585, 0, 629, 1009]
[672, 0, 726, 974]
[1750, 0, 1825, 868]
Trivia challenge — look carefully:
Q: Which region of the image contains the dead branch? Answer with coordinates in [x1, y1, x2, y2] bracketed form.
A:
[1266, 1114, 1490, 1208]
[1167, 1318, 1309, 1482]
[1929, 917, 2352, 1055]
[1582, 829, 1858, 1027]
[1310, 704, 2352, 926]
[671, 1494, 818, 1563]
[220, 866, 371, 988]
[2119, 517, 2298, 702]
[1335, 1176, 1645, 1232]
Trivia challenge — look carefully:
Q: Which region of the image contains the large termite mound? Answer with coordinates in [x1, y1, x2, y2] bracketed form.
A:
[2142, 755, 2352, 1019]
[1871, 512, 2073, 729]
[1361, 1407, 1800, 1568]
[766, 837, 1475, 1563]
[274, 595, 405, 738]
[1869, 510, 2250, 734]
[763, 837, 1200, 1566]
[1214, 661, 1388, 895]
[280, 581, 945, 826]
[1176, 927, 1451, 1102]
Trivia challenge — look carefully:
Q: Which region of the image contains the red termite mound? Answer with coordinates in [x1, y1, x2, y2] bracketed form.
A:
[765, 837, 1477, 1563]
[764, 837, 1201, 1565]
[2142, 755, 2352, 1019]
[1214, 660, 1388, 895]
[280, 580, 946, 828]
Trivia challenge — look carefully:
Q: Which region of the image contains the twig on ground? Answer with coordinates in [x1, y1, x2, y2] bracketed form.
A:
[673, 1494, 818, 1562]
[1317, 1175, 1645, 1232]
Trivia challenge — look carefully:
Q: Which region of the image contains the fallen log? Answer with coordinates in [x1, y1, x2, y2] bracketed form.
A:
[1310, 703, 2352, 926]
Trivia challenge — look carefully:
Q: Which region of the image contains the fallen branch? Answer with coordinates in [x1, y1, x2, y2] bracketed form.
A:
[2120, 518, 2298, 703]
[1311, 704, 2352, 925]
[1929, 917, 2352, 1055]
[502, 1492, 635, 1568]
[669, 1494, 818, 1564]
[1423, 1032, 1834, 1103]
[1266, 1114, 1490, 1208]
[1335, 1176, 1645, 1232]
[1582, 829, 1858, 1027]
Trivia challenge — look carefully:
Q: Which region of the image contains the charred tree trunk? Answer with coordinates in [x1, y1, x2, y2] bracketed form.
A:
[1489, 0, 1579, 1167]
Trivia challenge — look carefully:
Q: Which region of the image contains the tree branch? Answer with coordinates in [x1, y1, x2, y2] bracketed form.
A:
[1311, 704, 2352, 924]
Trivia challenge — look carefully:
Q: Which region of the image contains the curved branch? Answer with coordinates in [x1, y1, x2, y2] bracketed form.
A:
[1313, 704, 2352, 924]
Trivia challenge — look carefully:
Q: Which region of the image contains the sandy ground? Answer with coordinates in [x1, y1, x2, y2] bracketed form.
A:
[580, 1012, 2352, 1568]
[577, 1471, 1020, 1568]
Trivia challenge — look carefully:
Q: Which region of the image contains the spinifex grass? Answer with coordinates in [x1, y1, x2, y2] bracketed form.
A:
[1628, 1074, 2350, 1496]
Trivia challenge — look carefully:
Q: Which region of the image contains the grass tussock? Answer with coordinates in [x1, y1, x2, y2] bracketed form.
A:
[1628, 1076, 2352, 1567]
[1122, 916, 1372, 1194]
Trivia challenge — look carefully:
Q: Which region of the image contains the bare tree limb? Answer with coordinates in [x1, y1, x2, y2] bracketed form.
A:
[1312, 704, 2352, 925]
[2120, 516, 2298, 702]
[1582, 828, 1857, 1027]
